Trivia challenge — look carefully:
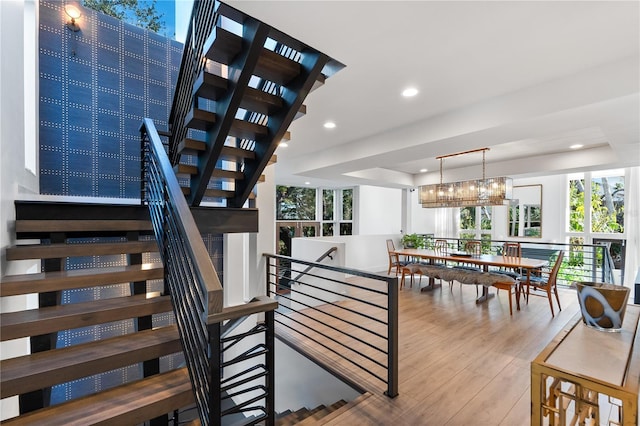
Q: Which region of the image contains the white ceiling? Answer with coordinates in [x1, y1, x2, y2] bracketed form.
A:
[227, 0, 640, 189]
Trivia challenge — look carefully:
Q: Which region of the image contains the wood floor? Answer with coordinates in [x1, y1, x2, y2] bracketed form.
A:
[277, 275, 582, 425]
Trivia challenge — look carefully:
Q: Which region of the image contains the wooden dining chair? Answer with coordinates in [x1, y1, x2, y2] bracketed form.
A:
[525, 251, 565, 317]
[497, 241, 523, 298]
[386, 239, 409, 276]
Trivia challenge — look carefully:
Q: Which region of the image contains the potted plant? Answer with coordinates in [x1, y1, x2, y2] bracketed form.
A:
[401, 233, 425, 249]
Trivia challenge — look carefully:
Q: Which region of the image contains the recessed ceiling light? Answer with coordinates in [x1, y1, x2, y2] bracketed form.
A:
[570, 144, 584, 149]
[323, 121, 336, 129]
[279, 142, 288, 147]
[402, 87, 418, 97]
[304, 181, 311, 185]
[419, 168, 428, 173]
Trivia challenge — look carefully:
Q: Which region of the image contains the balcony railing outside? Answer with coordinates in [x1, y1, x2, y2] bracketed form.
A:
[415, 236, 615, 286]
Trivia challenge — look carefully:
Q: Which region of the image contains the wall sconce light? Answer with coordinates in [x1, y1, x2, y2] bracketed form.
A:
[65, 5, 82, 32]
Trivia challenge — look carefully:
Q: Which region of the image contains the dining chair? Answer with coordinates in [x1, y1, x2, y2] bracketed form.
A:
[434, 239, 449, 254]
[452, 240, 482, 294]
[497, 241, 523, 299]
[498, 242, 524, 279]
[524, 250, 565, 317]
[386, 239, 409, 276]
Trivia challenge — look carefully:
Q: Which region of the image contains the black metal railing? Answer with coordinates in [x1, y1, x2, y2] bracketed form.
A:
[416, 236, 614, 285]
[208, 296, 278, 425]
[167, 0, 220, 164]
[264, 253, 398, 398]
[290, 246, 337, 283]
[140, 118, 224, 424]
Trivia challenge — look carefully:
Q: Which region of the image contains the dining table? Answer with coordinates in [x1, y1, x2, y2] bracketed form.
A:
[391, 248, 549, 304]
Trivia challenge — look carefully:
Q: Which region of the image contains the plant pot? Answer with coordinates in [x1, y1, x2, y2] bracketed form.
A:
[575, 281, 630, 332]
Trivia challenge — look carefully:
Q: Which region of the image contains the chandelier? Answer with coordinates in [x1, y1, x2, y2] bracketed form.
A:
[419, 148, 513, 208]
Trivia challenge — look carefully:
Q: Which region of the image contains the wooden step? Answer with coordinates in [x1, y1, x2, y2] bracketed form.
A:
[194, 71, 285, 116]
[212, 169, 244, 180]
[185, 108, 269, 140]
[178, 138, 207, 155]
[220, 145, 256, 162]
[1, 325, 181, 398]
[203, 27, 300, 85]
[0, 367, 194, 425]
[202, 26, 242, 65]
[0, 263, 163, 297]
[174, 163, 198, 176]
[15, 219, 153, 234]
[174, 164, 243, 181]
[1, 294, 172, 341]
[180, 187, 256, 201]
[6, 240, 158, 261]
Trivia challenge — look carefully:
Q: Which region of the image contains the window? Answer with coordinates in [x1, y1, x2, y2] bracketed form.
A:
[568, 171, 624, 234]
[591, 173, 624, 233]
[276, 185, 316, 220]
[569, 178, 585, 232]
[276, 186, 354, 242]
[459, 206, 492, 250]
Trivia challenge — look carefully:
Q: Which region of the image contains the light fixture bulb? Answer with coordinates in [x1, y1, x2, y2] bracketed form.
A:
[402, 87, 418, 97]
[65, 5, 82, 31]
[323, 121, 336, 129]
[65, 5, 82, 20]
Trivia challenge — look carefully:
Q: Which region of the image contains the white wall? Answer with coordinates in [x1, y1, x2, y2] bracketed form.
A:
[0, 0, 40, 420]
[357, 185, 402, 235]
[293, 234, 400, 273]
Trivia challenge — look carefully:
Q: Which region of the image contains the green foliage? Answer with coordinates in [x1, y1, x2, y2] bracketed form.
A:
[276, 185, 316, 220]
[342, 189, 353, 220]
[83, 0, 165, 33]
[569, 177, 624, 233]
[460, 206, 476, 230]
[401, 233, 425, 249]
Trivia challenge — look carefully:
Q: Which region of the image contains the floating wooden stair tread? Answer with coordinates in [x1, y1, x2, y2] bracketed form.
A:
[178, 138, 207, 155]
[0, 367, 194, 425]
[6, 240, 158, 261]
[0, 263, 163, 297]
[177, 140, 257, 162]
[212, 169, 244, 180]
[1, 325, 181, 398]
[202, 26, 242, 65]
[203, 27, 300, 86]
[15, 220, 153, 233]
[194, 71, 285, 115]
[174, 163, 198, 176]
[185, 108, 269, 140]
[1, 294, 172, 341]
[221, 145, 256, 161]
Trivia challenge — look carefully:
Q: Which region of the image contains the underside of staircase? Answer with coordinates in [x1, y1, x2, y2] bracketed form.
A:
[168, 1, 344, 208]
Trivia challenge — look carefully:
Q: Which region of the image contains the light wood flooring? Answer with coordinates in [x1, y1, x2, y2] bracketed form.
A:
[276, 275, 582, 425]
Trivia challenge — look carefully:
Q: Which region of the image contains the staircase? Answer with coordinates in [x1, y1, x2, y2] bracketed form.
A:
[0, 202, 195, 424]
[1, 1, 344, 424]
[168, 0, 343, 207]
[275, 400, 349, 425]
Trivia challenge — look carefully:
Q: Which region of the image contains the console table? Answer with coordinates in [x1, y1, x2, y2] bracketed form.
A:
[531, 305, 639, 426]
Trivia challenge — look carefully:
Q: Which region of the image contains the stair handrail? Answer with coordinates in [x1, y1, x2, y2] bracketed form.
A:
[140, 118, 223, 424]
[290, 246, 338, 283]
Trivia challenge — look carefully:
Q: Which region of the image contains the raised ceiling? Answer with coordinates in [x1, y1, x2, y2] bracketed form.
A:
[228, 1, 640, 188]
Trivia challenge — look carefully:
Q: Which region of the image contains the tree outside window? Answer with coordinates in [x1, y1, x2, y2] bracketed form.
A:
[591, 175, 624, 233]
[276, 185, 316, 220]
